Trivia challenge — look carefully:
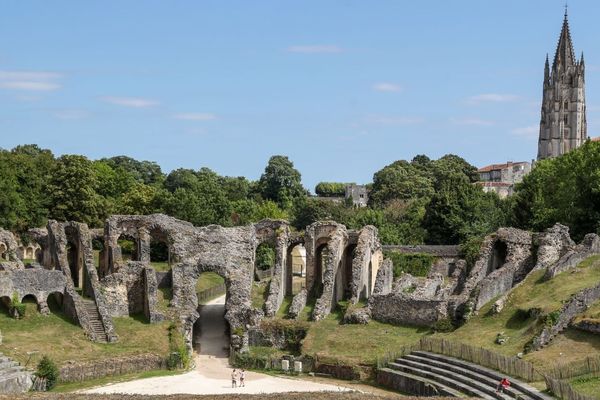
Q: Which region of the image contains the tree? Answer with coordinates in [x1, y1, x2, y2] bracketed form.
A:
[9, 145, 55, 230]
[511, 141, 600, 240]
[101, 156, 164, 185]
[258, 155, 306, 208]
[0, 151, 24, 230]
[48, 155, 106, 226]
[315, 182, 348, 197]
[117, 183, 166, 215]
[369, 160, 434, 207]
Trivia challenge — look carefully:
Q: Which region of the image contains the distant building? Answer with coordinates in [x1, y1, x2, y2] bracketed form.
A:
[537, 10, 587, 160]
[477, 161, 531, 198]
[345, 184, 368, 207]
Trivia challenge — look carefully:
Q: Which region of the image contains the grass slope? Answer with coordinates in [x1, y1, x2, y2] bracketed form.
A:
[439, 255, 600, 371]
[302, 310, 428, 365]
[0, 302, 170, 367]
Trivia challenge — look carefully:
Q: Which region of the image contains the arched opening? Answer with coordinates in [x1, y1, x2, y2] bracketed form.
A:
[21, 294, 39, 313]
[193, 271, 229, 358]
[47, 292, 64, 313]
[118, 234, 139, 263]
[0, 296, 10, 317]
[341, 244, 356, 300]
[286, 244, 306, 296]
[253, 242, 275, 310]
[24, 246, 35, 261]
[313, 242, 328, 298]
[490, 240, 508, 271]
[92, 238, 104, 270]
[149, 229, 170, 272]
[0, 242, 7, 260]
[66, 241, 83, 289]
[35, 248, 43, 265]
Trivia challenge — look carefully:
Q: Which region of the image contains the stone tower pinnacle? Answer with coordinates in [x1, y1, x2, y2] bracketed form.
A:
[537, 10, 587, 160]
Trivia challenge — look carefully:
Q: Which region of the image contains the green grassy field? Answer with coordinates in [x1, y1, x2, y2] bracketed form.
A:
[569, 373, 600, 399]
[0, 301, 171, 368]
[301, 310, 428, 365]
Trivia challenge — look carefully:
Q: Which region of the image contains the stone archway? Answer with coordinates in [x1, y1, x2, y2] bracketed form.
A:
[193, 272, 229, 357]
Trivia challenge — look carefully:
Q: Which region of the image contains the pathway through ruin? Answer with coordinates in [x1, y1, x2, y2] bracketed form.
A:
[84, 294, 352, 395]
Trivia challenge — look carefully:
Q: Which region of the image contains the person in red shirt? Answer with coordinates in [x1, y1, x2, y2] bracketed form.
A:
[496, 377, 510, 393]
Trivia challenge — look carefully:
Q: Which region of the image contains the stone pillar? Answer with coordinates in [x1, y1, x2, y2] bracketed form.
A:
[138, 228, 151, 263]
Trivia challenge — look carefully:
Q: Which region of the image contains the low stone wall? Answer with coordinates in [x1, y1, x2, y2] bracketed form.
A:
[382, 245, 461, 258]
[315, 363, 362, 380]
[531, 282, 600, 350]
[377, 368, 444, 396]
[573, 319, 600, 334]
[58, 354, 166, 383]
[370, 293, 446, 326]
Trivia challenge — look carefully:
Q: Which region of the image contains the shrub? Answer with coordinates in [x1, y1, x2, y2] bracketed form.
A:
[315, 182, 349, 197]
[545, 310, 561, 327]
[385, 251, 436, 277]
[167, 323, 191, 370]
[433, 318, 456, 333]
[36, 355, 59, 390]
[255, 243, 275, 271]
[460, 236, 484, 273]
[10, 292, 26, 319]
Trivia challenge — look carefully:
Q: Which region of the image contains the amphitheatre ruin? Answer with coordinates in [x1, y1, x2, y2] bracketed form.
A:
[1, 212, 600, 398]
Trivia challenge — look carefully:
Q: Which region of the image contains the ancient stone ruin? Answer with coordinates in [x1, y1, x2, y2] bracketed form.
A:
[0, 214, 383, 353]
[2, 215, 599, 361]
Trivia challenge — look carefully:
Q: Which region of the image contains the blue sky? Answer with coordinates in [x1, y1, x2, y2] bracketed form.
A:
[1, 0, 598, 191]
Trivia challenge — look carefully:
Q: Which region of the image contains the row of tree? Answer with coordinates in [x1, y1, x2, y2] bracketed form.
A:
[2, 142, 596, 245]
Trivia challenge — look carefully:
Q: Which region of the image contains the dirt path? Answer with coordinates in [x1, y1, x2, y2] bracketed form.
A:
[84, 295, 353, 395]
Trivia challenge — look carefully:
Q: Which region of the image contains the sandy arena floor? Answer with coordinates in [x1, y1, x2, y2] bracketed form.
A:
[83, 295, 353, 395]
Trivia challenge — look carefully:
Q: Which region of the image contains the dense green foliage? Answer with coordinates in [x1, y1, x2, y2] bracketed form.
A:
[0, 144, 510, 247]
[255, 243, 275, 270]
[315, 182, 349, 197]
[511, 141, 600, 241]
[384, 251, 437, 277]
[36, 355, 59, 390]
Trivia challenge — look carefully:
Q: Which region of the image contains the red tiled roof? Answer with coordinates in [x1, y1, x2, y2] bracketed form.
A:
[591, 136, 600, 142]
[478, 161, 528, 173]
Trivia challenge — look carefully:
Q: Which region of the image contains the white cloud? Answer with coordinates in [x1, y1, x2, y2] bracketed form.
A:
[451, 118, 494, 127]
[0, 70, 62, 91]
[511, 125, 538, 137]
[53, 109, 90, 120]
[286, 45, 343, 54]
[173, 112, 217, 121]
[468, 93, 519, 104]
[100, 96, 159, 108]
[372, 82, 402, 92]
[366, 115, 425, 125]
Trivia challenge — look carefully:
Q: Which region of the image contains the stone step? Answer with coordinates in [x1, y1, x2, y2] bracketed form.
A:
[388, 361, 503, 400]
[377, 367, 466, 397]
[402, 355, 534, 400]
[411, 351, 553, 400]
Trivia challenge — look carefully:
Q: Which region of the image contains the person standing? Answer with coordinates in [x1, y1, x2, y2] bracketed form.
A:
[231, 369, 238, 388]
[240, 369, 246, 387]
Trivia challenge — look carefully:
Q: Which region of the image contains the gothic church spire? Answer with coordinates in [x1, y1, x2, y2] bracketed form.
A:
[553, 8, 576, 69]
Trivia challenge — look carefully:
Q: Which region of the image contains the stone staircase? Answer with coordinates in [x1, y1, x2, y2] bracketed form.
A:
[377, 351, 554, 400]
[82, 299, 108, 343]
[0, 353, 33, 393]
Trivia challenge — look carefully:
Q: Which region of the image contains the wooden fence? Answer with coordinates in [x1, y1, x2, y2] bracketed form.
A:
[544, 375, 596, 400]
[418, 337, 541, 382]
[197, 283, 226, 304]
[545, 355, 600, 380]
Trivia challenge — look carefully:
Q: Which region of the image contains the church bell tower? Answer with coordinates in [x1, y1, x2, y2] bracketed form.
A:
[537, 9, 587, 160]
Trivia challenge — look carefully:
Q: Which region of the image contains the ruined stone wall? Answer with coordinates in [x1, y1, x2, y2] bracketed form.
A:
[0, 229, 24, 270]
[351, 226, 381, 303]
[382, 245, 461, 258]
[370, 293, 447, 326]
[58, 354, 166, 383]
[531, 282, 600, 350]
[0, 269, 66, 314]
